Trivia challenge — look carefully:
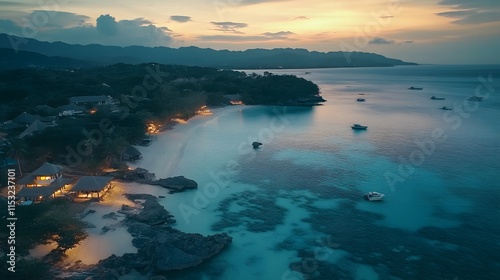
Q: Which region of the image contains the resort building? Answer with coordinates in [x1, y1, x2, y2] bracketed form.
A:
[18, 119, 47, 139]
[12, 112, 40, 126]
[70, 176, 113, 199]
[0, 121, 21, 131]
[16, 162, 73, 202]
[69, 95, 115, 106]
[11, 112, 54, 126]
[35, 105, 57, 116]
[57, 104, 86, 116]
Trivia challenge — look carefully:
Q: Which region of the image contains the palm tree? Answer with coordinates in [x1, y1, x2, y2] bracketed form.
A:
[8, 139, 27, 177]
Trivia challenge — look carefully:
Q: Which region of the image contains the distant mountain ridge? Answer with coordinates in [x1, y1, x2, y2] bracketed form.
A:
[0, 33, 417, 69]
[0, 48, 97, 70]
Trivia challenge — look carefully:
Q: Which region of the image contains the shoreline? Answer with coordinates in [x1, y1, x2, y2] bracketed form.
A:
[128, 106, 245, 178]
[40, 106, 244, 277]
[8, 64, 500, 280]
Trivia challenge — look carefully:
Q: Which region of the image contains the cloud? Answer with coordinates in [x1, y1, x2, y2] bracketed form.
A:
[437, 10, 500, 24]
[437, 10, 474, 17]
[262, 31, 295, 39]
[368, 37, 414, 45]
[96, 14, 118, 36]
[369, 37, 395, 44]
[0, 1, 32, 7]
[225, 0, 289, 6]
[170, 15, 191, 23]
[198, 33, 294, 42]
[125, 18, 154, 25]
[27, 10, 90, 29]
[197, 35, 267, 41]
[211, 21, 248, 33]
[438, 0, 500, 9]
[438, 0, 500, 24]
[0, 12, 173, 47]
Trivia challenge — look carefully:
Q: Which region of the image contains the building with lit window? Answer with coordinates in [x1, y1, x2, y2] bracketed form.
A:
[70, 176, 113, 199]
[16, 162, 73, 202]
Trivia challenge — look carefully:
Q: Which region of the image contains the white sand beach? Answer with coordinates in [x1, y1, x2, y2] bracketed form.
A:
[50, 106, 244, 265]
[128, 106, 244, 179]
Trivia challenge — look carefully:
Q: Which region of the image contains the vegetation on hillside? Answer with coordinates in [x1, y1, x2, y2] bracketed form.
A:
[0, 63, 320, 173]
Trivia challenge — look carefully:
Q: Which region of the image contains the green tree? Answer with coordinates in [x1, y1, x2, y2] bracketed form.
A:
[7, 139, 27, 177]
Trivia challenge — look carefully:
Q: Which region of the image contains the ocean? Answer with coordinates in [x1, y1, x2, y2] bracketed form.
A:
[142, 65, 500, 280]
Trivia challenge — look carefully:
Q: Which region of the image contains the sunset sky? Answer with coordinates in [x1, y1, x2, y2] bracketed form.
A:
[0, 0, 499, 64]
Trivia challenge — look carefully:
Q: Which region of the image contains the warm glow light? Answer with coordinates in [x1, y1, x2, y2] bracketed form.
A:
[196, 105, 212, 115]
[90, 109, 97, 114]
[171, 118, 188, 124]
[147, 122, 160, 134]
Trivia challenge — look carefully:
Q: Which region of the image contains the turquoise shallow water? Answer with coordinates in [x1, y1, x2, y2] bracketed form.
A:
[157, 65, 500, 280]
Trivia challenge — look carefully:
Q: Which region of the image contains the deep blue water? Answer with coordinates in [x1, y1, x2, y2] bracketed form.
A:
[157, 65, 500, 280]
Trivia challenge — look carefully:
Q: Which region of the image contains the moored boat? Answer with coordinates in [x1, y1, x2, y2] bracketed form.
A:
[431, 96, 445, 100]
[440, 106, 452, 110]
[408, 86, 423, 90]
[352, 124, 367, 130]
[356, 98, 366, 102]
[363, 192, 384, 201]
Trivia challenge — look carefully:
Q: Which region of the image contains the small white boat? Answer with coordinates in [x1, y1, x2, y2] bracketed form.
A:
[352, 124, 367, 130]
[363, 192, 384, 201]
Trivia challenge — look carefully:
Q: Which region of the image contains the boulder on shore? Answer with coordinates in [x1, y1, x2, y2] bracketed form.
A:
[252, 142, 263, 149]
[107, 167, 156, 182]
[123, 194, 174, 225]
[156, 176, 198, 193]
[109, 168, 199, 194]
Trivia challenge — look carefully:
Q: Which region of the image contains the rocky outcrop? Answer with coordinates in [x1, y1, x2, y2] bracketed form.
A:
[109, 168, 198, 193]
[252, 142, 263, 149]
[102, 212, 119, 220]
[132, 227, 232, 271]
[66, 193, 232, 279]
[154, 176, 198, 193]
[121, 194, 175, 225]
[106, 167, 156, 182]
